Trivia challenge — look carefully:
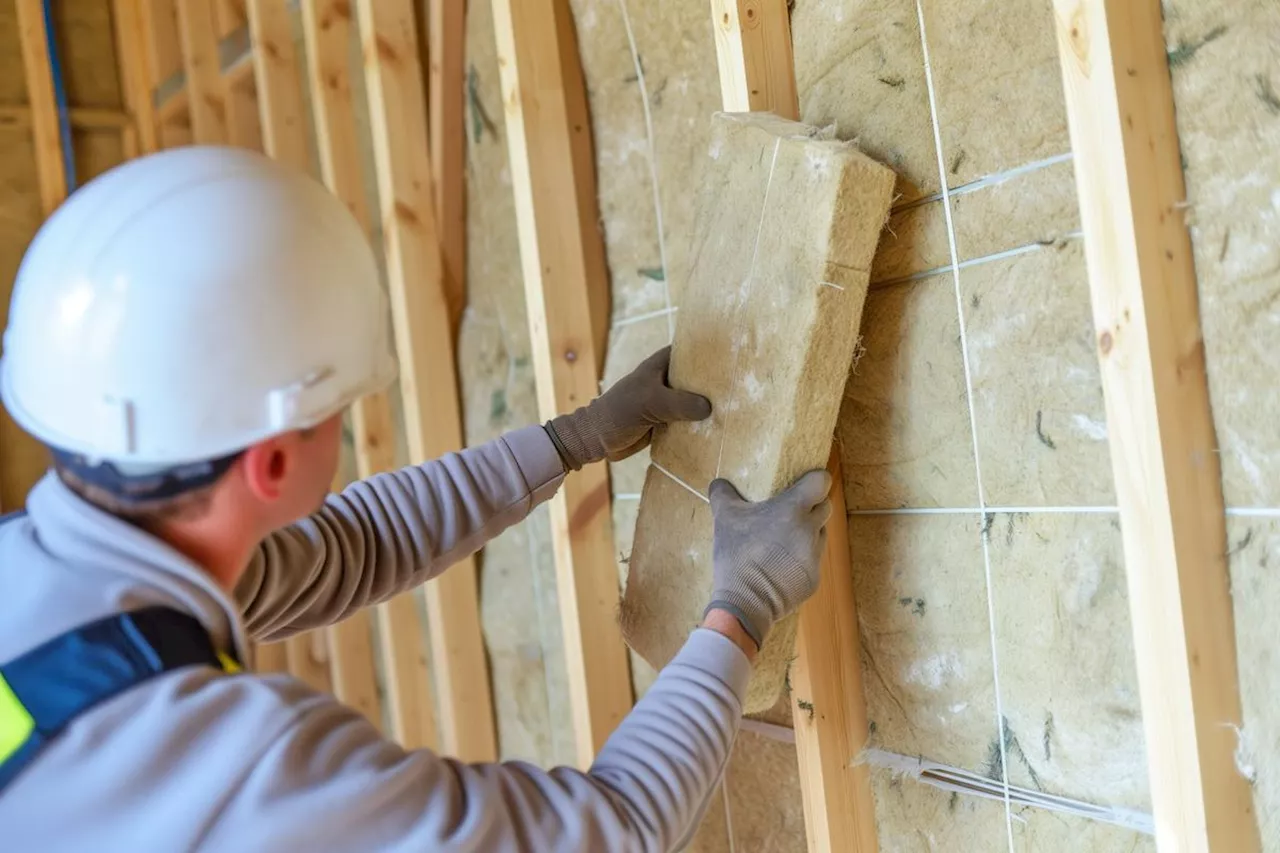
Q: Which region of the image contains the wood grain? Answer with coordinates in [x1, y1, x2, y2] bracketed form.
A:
[491, 0, 633, 767]
[1052, 1, 1259, 849]
[357, 0, 497, 762]
[710, 0, 879, 847]
[301, 0, 435, 747]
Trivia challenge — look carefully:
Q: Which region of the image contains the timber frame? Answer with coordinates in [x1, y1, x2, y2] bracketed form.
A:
[10, 0, 495, 761]
[1052, 1, 1257, 849]
[9, 3, 1261, 850]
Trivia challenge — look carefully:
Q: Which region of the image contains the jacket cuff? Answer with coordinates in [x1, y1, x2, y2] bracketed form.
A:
[504, 424, 567, 505]
[677, 628, 754, 704]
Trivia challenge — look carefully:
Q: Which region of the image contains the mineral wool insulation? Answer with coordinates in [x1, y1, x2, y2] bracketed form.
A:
[458, 0, 1280, 849]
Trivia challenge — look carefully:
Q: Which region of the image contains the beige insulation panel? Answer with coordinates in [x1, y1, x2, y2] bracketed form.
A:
[621, 112, 894, 713]
[468, 0, 1275, 847]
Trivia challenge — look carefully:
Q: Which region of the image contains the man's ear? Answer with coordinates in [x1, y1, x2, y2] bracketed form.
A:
[240, 438, 290, 503]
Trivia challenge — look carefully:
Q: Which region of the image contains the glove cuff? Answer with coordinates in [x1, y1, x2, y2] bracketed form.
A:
[546, 406, 606, 471]
[703, 598, 767, 650]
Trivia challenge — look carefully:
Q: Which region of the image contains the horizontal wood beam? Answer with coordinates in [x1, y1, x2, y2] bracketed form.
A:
[0, 105, 131, 131]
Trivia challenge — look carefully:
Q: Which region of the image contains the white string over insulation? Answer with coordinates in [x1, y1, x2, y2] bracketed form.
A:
[714, 138, 782, 480]
[652, 461, 709, 504]
[615, 0, 675, 343]
[915, 2, 1016, 850]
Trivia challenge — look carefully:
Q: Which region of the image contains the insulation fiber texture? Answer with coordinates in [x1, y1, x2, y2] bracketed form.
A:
[621, 112, 894, 712]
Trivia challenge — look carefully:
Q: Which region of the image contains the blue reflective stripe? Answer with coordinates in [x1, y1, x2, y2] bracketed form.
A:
[0, 608, 239, 794]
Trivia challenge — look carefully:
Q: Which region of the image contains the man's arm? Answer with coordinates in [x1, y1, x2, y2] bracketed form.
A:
[214, 471, 827, 853]
[236, 425, 564, 641]
[236, 346, 710, 641]
[206, 627, 750, 853]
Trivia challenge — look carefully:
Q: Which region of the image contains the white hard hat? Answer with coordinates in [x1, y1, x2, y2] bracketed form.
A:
[1, 146, 397, 466]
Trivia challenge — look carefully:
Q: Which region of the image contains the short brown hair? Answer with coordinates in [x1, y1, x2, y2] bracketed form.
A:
[55, 463, 217, 524]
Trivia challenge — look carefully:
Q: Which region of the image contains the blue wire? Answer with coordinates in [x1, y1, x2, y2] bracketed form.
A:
[41, 0, 77, 193]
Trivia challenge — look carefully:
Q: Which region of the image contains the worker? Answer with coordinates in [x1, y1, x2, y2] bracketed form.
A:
[0, 147, 832, 851]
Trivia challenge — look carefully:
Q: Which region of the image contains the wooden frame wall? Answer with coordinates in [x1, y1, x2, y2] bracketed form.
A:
[298, 0, 431, 749]
[490, 0, 633, 767]
[10, 1, 493, 755]
[356, 0, 498, 763]
[708, 2, 880, 850]
[1052, 1, 1258, 849]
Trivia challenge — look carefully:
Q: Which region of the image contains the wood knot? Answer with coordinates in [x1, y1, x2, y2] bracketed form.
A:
[1099, 330, 1114, 355]
[564, 349, 578, 364]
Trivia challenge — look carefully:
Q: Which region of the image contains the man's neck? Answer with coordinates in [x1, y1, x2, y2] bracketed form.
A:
[143, 517, 258, 593]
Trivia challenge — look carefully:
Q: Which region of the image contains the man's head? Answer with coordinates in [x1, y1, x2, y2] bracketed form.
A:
[52, 414, 344, 531]
[1, 147, 397, 577]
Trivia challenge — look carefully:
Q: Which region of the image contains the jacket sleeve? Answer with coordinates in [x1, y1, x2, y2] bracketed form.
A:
[204, 629, 751, 853]
[235, 425, 565, 641]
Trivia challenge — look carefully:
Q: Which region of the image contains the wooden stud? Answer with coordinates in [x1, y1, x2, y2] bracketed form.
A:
[299, 0, 431, 743]
[255, 641, 290, 674]
[0, 105, 132, 131]
[214, 0, 248, 38]
[1052, 2, 1259, 849]
[246, 0, 308, 167]
[427, 0, 467, 334]
[790, 452, 877, 853]
[709, 1, 878, 847]
[155, 54, 256, 128]
[243, 0, 335, 696]
[142, 0, 184, 86]
[356, 0, 498, 762]
[709, 0, 799, 119]
[112, 0, 160, 156]
[175, 0, 229, 144]
[15, 0, 69, 215]
[491, 0, 632, 766]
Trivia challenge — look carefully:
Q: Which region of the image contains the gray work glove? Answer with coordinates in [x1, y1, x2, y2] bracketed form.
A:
[546, 346, 712, 470]
[704, 470, 833, 649]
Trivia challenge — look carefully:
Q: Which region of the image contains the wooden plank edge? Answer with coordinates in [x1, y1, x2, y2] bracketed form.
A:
[490, 0, 634, 767]
[357, 0, 497, 762]
[15, 0, 70, 214]
[1052, 1, 1259, 850]
[791, 451, 878, 853]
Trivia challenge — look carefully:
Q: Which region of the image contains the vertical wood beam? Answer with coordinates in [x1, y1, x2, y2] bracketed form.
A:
[709, 1, 878, 848]
[246, 1, 308, 168]
[427, 0, 468, 337]
[491, 0, 631, 767]
[143, 0, 184, 85]
[112, 0, 160, 156]
[16, 0, 69, 215]
[301, 0, 433, 746]
[790, 453, 877, 853]
[10, 0, 64, 510]
[243, 0, 335, 696]
[710, 0, 799, 119]
[175, 0, 229, 144]
[356, 0, 498, 762]
[214, 0, 248, 38]
[1052, 2, 1258, 850]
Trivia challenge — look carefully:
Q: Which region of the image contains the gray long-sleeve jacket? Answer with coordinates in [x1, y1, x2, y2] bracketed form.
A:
[0, 425, 750, 851]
